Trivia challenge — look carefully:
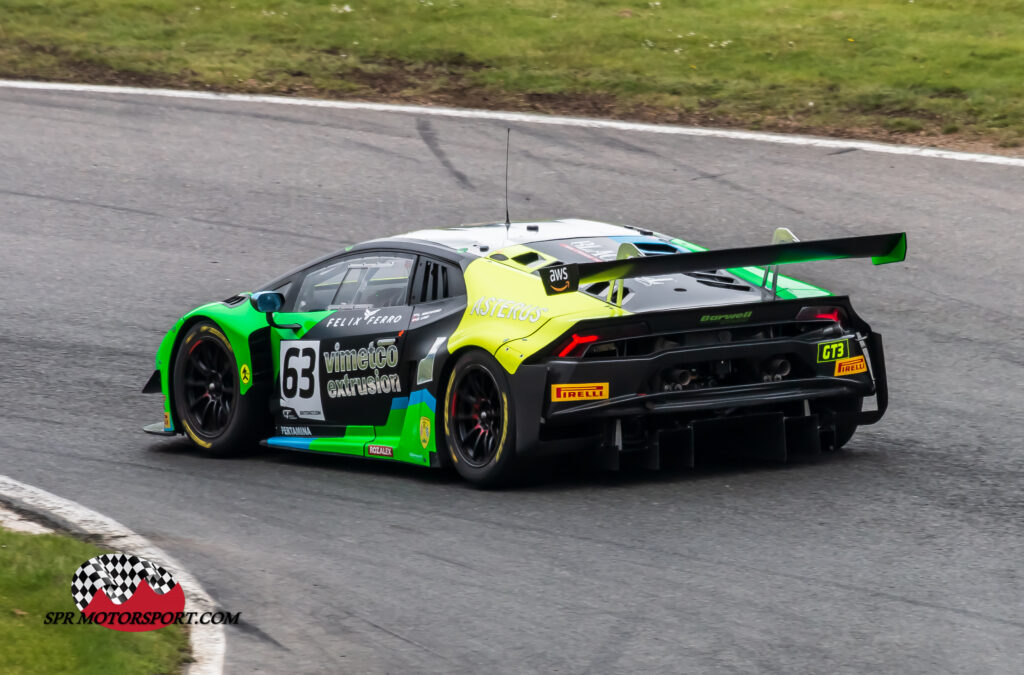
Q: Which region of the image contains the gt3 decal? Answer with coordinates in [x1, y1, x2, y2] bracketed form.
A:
[279, 340, 324, 421]
[834, 356, 868, 376]
[551, 383, 609, 402]
[817, 339, 850, 363]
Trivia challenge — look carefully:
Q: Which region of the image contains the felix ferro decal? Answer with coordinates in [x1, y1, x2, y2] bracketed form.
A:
[324, 307, 404, 329]
[324, 340, 402, 398]
[470, 297, 547, 322]
[49, 552, 239, 630]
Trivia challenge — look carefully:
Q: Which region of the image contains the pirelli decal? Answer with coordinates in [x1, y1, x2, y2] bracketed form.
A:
[834, 356, 868, 377]
[551, 382, 609, 402]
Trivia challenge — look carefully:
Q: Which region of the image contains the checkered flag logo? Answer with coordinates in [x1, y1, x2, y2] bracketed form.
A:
[71, 553, 177, 611]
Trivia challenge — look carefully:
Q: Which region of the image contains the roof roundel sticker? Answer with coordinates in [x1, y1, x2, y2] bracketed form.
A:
[70, 552, 186, 632]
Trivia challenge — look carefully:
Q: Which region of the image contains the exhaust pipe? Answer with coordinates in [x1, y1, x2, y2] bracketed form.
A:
[762, 358, 791, 382]
[674, 369, 695, 387]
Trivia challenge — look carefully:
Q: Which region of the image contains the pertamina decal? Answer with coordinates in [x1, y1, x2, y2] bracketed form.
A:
[834, 356, 868, 376]
[551, 383, 610, 402]
[367, 444, 394, 458]
[817, 339, 849, 363]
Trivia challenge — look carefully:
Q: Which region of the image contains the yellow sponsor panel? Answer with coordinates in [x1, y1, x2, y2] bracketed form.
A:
[834, 356, 868, 377]
[551, 383, 609, 402]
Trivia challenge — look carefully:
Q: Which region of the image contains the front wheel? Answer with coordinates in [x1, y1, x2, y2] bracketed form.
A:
[172, 321, 260, 456]
[443, 351, 518, 487]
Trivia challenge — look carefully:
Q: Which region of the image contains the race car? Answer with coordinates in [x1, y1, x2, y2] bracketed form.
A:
[143, 219, 906, 486]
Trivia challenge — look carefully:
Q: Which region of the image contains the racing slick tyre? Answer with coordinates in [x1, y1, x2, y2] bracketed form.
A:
[443, 350, 519, 488]
[172, 321, 260, 457]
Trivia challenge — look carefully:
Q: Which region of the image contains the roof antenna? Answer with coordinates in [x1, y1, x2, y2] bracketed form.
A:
[504, 128, 511, 235]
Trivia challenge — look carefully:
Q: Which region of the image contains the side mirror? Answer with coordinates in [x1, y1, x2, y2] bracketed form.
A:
[250, 291, 285, 313]
[249, 291, 300, 330]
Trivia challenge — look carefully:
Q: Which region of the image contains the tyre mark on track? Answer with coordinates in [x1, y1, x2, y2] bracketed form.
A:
[415, 118, 474, 190]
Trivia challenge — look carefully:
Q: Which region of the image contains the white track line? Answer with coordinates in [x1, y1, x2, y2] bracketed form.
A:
[0, 475, 224, 675]
[2, 79, 1024, 168]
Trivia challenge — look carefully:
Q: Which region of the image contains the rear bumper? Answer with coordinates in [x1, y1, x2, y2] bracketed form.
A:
[511, 332, 888, 460]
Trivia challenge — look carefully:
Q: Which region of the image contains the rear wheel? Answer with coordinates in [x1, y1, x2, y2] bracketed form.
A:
[443, 351, 518, 487]
[172, 321, 260, 456]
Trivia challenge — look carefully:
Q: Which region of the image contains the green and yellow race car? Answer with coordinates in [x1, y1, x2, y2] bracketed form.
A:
[143, 219, 906, 486]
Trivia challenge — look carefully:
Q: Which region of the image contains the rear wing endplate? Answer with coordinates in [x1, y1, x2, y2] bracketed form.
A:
[538, 232, 907, 296]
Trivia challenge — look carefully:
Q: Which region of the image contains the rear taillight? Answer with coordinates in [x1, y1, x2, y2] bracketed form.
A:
[558, 333, 599, 358]
[554, 322, 648, 359]
[796, 305, 848, 329]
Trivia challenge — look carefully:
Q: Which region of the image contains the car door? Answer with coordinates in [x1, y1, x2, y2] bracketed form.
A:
[370, 255, 469, 464]
[274, 251, 416, 451]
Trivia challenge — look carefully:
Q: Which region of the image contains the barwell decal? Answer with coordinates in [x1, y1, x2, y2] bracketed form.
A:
[324, 340, 401, 398]
[470, 297, 547, 323]
[699, 310, 752, 324]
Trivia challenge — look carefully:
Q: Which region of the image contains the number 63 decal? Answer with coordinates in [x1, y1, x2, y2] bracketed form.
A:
[279, 340, 324, 420]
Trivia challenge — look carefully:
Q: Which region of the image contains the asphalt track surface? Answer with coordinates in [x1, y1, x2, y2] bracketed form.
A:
[2, 88, 1022, 674]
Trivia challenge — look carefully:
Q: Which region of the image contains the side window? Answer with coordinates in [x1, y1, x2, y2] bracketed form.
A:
[295, 253, 415, 312]
[411, 258, 466, 304]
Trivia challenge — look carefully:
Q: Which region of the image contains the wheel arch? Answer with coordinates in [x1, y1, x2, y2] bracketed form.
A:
[162, 307, 270, 430]
[432, 344, 489, 467]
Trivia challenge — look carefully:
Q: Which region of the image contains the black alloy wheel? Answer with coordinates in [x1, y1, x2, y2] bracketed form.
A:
[172, 321, 261, 456]
[443, 350, 519, 487]
[450, 365, 504, 468]
[181, 335, 236, 436]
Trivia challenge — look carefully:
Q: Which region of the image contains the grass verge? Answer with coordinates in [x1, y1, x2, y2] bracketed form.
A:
[0, 526, 189, 675]
[1, 1, 1024, 149]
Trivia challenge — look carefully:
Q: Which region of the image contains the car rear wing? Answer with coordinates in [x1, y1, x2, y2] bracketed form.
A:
[538, 231, 907, 297]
